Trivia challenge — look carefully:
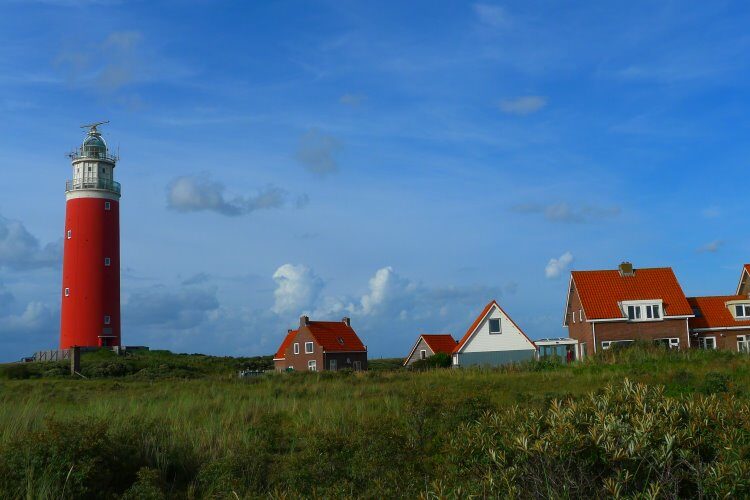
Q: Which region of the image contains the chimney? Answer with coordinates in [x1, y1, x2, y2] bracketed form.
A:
[342, 317, 351, 327]
[287, 329, 293, 334]
[619, 261, 634, 277]
[299, 315, 309, 328]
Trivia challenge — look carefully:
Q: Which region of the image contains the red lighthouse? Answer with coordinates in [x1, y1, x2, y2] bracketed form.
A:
[60, 122, 121, 349]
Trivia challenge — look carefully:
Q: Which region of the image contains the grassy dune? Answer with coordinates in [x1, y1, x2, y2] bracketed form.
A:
[0, 346, 749, 498]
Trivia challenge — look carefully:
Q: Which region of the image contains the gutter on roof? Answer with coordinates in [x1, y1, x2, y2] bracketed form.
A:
[692, 326, 750, 332]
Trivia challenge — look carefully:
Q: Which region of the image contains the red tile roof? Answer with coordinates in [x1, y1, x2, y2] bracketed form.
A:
[307, 321, 366, 352]
[453, 300, 535, 353]
[421, 334, 458, 355]
[570, 267, 693, 320]
[688, 296, 750, 330]
[273, 329, 298, 360]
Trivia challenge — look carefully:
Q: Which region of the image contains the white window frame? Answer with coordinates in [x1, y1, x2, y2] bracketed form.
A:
[329, 359, 337, 371]
[489, 318, 502, 334]
[601, 340, 634, 350]
[734, 304, 750, 318]
[293, 343, 299, 355]
[420, 349, 427, 360]
[305, 341, 314, 354]
[64, 288, 70, 296]
[308, 359, 317, 371]
[655, 337, 680, 349]
[453, 354, 458, 365]
[578, 310, 583, 322]
[738, 335, 750, 353]
[104, 257, 111, 267]
[66, 230, 72, 239]
[352, 360, 362, 371]
[622, 300, 663, 322]
[698, 336, 716, 350]
[104, 315, 111, 325]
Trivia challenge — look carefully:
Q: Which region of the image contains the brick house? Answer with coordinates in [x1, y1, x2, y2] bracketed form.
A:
[403, 334, 457, 366]
[273, 316, 367, 372]
[686, 265, 750, 353]
[564, 262, 694, 357]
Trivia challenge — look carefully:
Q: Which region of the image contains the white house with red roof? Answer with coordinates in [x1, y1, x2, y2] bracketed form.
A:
[403, 334, 457, 366]
[451, 300, 537, 367]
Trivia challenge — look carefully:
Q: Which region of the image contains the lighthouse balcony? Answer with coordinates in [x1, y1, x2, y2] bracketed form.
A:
[66, 178, 121, 195]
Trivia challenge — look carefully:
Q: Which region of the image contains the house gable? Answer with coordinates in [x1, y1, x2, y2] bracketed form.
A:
[403, 336, 435, 366]
[455, 301, 535, 354]
[737, 265, 750, 296]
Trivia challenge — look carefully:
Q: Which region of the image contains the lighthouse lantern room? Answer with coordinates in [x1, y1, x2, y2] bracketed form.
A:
[60, 122, 122, 349]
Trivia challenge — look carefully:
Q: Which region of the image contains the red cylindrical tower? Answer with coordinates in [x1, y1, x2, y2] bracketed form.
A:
[60, 122, 121, 349]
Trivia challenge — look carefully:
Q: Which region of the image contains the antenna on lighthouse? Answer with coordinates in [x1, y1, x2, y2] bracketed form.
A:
[80, 120, 109, 134]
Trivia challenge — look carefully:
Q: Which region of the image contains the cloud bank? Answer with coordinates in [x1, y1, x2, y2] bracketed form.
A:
[167, 175, 288, 216]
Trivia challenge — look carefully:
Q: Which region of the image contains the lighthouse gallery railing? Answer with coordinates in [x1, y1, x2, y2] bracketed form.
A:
[65, 178, 121, 195]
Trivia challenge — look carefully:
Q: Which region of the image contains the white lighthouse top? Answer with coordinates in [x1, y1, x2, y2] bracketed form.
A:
[66, 121, 121, 199]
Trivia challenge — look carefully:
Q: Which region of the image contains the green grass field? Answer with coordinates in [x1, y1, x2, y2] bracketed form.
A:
[1, 346, 749, 498]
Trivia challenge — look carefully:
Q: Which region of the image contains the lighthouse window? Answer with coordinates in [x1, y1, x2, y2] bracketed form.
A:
[104, 316, 111, 325]
[104, 257, 111, 266]
[88, 167, 92, 172]
[64, 288, 70, 297]
[66, 230, 72, 239]
[104, 202, 111, 211]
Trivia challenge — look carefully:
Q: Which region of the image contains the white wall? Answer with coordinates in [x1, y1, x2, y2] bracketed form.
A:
[462, 305, 535, 353]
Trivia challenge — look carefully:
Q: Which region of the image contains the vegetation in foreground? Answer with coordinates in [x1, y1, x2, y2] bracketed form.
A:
[0, 345, 749, 498]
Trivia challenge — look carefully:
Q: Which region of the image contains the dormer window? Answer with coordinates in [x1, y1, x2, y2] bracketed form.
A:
[337, 337, 345, 345]
[623, 301, 662, 322]
[735, 304, 750, 318]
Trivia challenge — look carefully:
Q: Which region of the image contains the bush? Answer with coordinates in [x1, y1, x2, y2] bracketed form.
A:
[0, 363, 36, 380]
[409, 352, 452, 370]
[443, 379, 750, 498]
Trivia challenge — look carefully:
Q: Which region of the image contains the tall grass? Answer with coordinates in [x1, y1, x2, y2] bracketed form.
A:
[0, 346, 748, 498]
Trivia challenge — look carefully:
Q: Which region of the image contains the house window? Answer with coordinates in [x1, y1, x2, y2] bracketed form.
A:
[627, 306, 641, 320]
[645, 305, 660, 319]
[738, 336, 750, 354]
[293, 343, 299, 355]
[735, 304, 750, 318]
[453, 354, 458, 365]
[578, 310, 583, 322]
[64, 288, 70, 296]
[353, 361, 362, 371]
[329, 359, 337, 371]
[579, 342, 587, 359]
[601, 340, 634, 350]
[571, 312, 576, 324]
[308, 360, 317, 371]
[66, 230, 72, 239]
[305, 342, 314, 353]
[104, 201, 111, 211]
[489, 318, 501, 334]
[104, 257, 111, 266]
[654, 338, 680, 349]
[104, 315, 111, 325]
[420, 349, 427, 360]
[698, 337, 716, 350]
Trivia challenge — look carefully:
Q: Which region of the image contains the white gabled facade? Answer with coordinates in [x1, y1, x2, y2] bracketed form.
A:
[453, 300, 537, 367]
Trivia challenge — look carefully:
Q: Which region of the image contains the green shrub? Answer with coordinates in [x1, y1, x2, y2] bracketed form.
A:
[0, 363, 36, 380]
[409, 352, 452, 370]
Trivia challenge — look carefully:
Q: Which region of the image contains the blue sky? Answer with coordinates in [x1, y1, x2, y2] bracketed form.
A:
[1, 0, 749, 361]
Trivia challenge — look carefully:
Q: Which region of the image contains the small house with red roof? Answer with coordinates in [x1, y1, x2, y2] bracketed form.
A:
[564, 262, 694, 356]
[403, 334, 457, 366]
[273, 315, 367, 372]
[451, 300, 537, 367]
[686, 265, 750, 353]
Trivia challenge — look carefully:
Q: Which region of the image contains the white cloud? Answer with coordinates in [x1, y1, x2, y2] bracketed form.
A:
[545, 252, 574, 279]
[0, 214, 61, 270]
[511, 202, 620, 223]
[339, 93, 367, 106]
[697, 240, 723, 253]
[473, 3, 509, 28]
[701, 206, 721, 218]
[498, 96, 547, 115]
[272, 264, 324, 315]
[167, 175, 288, 216]
[295, 128, 343, 176]
[124, 285, 219, 330]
